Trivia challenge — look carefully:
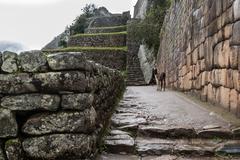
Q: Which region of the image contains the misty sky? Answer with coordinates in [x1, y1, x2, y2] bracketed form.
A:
[0, 0, 138, 50]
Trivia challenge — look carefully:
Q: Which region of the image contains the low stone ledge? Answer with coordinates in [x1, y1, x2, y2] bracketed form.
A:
[1, 94, 60, 111]
[19, 50, 48, 72]
[22, 107, 96, 135]
[0, 109, 18, 138]
[22, 134, 96, 159]
[61, 93, 94, 110]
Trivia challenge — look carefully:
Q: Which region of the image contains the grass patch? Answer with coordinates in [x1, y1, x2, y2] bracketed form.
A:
[71, 31, 127, 38]
[88, 25, 127, 30]
[43, 46, 128, 53]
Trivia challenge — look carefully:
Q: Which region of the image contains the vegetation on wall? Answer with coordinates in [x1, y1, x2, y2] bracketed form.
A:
[69, 4, 97, 35]
[132, 0, 171, 57]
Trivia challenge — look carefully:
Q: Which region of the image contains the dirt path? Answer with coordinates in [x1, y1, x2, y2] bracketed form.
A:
[97, 86, 240, 160]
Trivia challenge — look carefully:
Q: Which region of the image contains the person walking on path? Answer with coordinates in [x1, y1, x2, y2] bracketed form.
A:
[158, 72, 166, 91]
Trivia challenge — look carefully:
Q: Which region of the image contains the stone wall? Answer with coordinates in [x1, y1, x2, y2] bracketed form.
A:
[88, 11, 131, 28]
[45, 49, 127, 71]
[157, 0, 240, 116]
[68, 33, 127, 47]
[0, 51, 125, 159]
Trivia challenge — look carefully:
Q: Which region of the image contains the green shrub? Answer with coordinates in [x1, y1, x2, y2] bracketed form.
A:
[132, 0, 171, 57]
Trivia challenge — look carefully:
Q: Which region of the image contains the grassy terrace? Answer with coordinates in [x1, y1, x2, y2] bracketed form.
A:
[71, 31, 127, 38]
[43, 46, 128, 53]
[87, 25, 127, 30]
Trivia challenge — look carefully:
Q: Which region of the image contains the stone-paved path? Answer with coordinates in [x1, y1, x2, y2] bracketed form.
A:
[97, 86, 240, 160]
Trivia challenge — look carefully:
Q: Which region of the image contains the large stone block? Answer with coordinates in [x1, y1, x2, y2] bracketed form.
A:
[33, 71, 94, 93]
[234, 0, 240, 21]
[219, 86, 230, 110]
[22, 134, 96, 159]
[1, 94, 60, 111]
[19, 50, 48, 72]
[0, 73, 37, 94]
[1, 51, 18, 73]
[61, 93, 94, 110]
[232, 70, 240, 92]
[47, 52, 90, 71]
[0, 109, 18, 138]
[230, 89, 239, 114]
[230, 46, 239, 69]
[22, 107, 96, 135]
[231, 21, 240, 45]
[5, 139, 24, 160]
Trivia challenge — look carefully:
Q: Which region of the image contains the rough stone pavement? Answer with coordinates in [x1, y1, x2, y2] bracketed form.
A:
[97, 86, 240, 160]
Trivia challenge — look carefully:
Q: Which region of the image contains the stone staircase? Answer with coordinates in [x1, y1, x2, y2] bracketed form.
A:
[127, 56, 146, 86]
[97, 87, 240, 160]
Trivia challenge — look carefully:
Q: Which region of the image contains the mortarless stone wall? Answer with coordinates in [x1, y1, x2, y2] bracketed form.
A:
[68, 33, 127, 48]
[157, 0, 240, 117]
[0, 51, 125, 160]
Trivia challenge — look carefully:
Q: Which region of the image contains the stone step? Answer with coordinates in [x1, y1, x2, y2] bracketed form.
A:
[136, 137, 240, 157]
[138, 125, 240, 139]
[68, 32, 127, 47]
[97, 153, 240, 160]
[104, 130, 135, 154]
[85, 25, 127, 34]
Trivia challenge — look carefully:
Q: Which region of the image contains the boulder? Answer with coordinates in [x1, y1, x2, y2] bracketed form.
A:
[22, 134, 96, 159]
[47, 52, 92, 71]
[22, 107, 96, 135]
[61, 93, 94, 110]
[0, 109, 18, 138]
[19, 50, 48, 72]
[1, 51, 18, 73]
[33, 71, 94, 93]
[138, 45, 155, 84]
[5, 139, 24, 160]
[1, 94, 60, 111]
[0, 73, 37, 94]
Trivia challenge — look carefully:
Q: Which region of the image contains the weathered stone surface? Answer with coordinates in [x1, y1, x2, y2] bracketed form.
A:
[1, 94, 60, 111]
[22, 107, 96, 135]
[0, 73, 37, 94]
[19, 50, 48, 72]
[138, 45, 155, 84]
[0, 109, 18, 138]
[0, 141, 5, 160]
[5, 139, 24, 160]
[234, 0, 240, 21]
[138, 125, 197, 138]
[105, 130, 135, 154]
[61, 93, 94, 110]
[136, 138, 215, 156]
[33, 71, 93, 93]
[198, 129, 232, 139]
[22, 134, 96, 159]
[231, 21, 240, 45]
[1, 51, 18, 73]
[47, 52, 90, 71]
[217, 143, 240, 155]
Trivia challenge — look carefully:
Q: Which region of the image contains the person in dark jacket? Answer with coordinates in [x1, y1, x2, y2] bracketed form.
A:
[158, 72, 166, 91]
